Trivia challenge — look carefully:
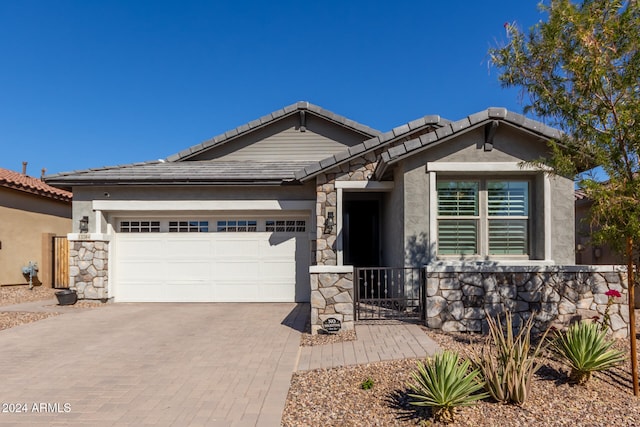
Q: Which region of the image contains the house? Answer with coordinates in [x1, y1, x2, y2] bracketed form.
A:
[45, 102, 628, 336]
[0, 166, 72, 287]
[575, 189, 623, 265]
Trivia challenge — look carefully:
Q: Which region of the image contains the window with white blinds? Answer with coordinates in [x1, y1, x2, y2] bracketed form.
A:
[488, 181, 528, 255]
[437, 181, 479, 255]
[437, 180, 530, 257]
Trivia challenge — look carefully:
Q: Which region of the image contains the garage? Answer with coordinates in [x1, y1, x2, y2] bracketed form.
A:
[112, 217, 310, 302]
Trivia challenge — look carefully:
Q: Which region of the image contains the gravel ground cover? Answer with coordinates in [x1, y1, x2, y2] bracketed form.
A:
[284, 316, 640, 426]
[0, 285, 57, 306]
[0, 285, 105, 331]
[0, 311, 60, 331]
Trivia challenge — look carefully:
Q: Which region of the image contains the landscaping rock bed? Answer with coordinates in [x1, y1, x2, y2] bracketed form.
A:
[284, 315, 640, 426]
[0, 285, 57, 306]
[0, 285, 105, 331]
[0, 311, 60, 331]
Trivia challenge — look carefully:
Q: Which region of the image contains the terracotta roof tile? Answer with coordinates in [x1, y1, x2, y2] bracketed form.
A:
[0, 168, 72, 202]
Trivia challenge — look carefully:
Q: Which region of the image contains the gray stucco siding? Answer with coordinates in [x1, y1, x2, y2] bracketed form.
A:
[401, 155, 432, 267]
[549, 175, 575, 264]
[426, 126, 548, 164]
[381, 168, 404, 267]
[390, 125, 574, 265]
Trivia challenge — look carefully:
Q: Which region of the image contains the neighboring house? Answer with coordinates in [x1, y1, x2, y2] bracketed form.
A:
[0, 167, 72, 286]
[575, 189, 623, 265]
[46, 102, 628, 336]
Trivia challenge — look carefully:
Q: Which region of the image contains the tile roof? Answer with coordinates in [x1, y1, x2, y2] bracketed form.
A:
[372, 108, 564, 179]
[45, 160, 312, 186]
[294, 114, 449, 181]
[166, 101, 381, 162]
[0, 167, 72, 202]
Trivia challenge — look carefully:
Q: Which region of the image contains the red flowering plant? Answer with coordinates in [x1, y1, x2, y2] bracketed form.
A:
[601, 289, 622, 332]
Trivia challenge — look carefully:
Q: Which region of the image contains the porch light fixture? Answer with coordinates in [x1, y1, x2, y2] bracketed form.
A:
[79, 216, 89, 233]
[324, 211, 335, 234]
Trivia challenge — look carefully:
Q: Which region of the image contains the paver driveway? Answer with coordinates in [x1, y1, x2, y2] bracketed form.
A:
[0, 302, 306, 427]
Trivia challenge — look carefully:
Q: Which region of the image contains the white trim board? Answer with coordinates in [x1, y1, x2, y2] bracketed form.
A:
[92, 200, 315, 212]
[426, 162, 552, 172]
[334, 181, 394, 190]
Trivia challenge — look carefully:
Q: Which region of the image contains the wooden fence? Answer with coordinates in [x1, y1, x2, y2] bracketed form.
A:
[52, 236, 69, 289]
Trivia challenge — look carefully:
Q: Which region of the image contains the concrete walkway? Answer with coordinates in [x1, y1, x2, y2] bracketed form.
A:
[0, 300, 440, 426]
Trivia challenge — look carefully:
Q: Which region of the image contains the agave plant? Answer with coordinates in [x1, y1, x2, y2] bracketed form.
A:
[408, 351, 488, 424]
[551, 321, 626, 385]
[469, 311, 549, 405]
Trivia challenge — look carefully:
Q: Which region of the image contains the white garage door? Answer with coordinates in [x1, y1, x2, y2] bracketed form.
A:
[112, 218, 310, 302]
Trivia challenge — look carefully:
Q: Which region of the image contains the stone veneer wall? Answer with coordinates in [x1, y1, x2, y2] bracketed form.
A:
[69, 239, 109, 300]
[426, 265, 629, 338]
[310, 268, 354, 334]
[315, 151, 378, 265]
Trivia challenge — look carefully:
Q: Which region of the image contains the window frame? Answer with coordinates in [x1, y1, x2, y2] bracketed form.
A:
[119, 220, 161, 233]
[265, 219, 307, 233]
[435, 177, 532, 259]
[168, 220, 209, 233]
[216, 220, 258, 232]
[116, 217, 308, 234]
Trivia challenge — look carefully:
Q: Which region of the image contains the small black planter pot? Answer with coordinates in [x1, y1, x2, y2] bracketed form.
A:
[55, 289, 77, 306]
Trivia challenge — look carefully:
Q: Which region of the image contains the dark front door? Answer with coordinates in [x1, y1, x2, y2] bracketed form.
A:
[343, 200, 380, 267]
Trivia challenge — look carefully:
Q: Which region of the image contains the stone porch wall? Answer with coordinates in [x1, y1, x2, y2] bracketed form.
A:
[310, 267, 354, 334]
[426, 264, 629, 338]
[68, 235, 110, 300]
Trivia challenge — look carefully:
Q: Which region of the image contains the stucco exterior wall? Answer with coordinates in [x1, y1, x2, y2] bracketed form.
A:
[381, 167, 403, 267]
[549, 175, 575, 264]
[426, 126, 546, 163]
[0, 188, 71, 285]
[396, 125, 575, 265]
[402, 155, 432, 267]
[575, 200, 622, 265]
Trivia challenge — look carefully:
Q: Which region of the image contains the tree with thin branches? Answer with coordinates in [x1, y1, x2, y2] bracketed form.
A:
[489, 0, 640, 395]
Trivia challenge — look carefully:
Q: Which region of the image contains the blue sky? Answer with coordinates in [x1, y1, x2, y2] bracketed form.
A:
[0, 1, 545, 176]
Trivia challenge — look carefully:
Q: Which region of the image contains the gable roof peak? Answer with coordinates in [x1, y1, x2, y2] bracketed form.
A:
[166, 101, 380, 162]
[372, 107, 564, 179]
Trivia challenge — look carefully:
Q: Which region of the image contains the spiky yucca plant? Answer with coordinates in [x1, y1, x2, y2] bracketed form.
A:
[408, 351, 488, 424]
[551, 321, 625, 385]
[469, 312, 548, 405]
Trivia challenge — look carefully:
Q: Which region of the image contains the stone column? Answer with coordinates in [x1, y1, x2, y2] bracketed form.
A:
[68, 233, 111, 300]
[309, 266, 354, 334]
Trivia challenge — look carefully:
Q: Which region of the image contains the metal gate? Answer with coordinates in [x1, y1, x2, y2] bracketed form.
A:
[52, 236, 69, 289]
[354, 267, 424, 322]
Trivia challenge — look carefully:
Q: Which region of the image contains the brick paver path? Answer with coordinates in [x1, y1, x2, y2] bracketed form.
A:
[296, 323, 440, 371]
[0, 302, 305, 426]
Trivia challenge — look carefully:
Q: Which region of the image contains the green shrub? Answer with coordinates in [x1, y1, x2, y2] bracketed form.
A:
[360, 377, 374, 390]
[551, 320, 626, 385]
[408, 351, 488, 424]
[469, 312, 548, 405]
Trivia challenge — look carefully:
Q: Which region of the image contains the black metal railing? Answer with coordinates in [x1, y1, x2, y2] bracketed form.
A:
[354, 267, 424, 322]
